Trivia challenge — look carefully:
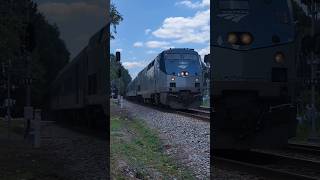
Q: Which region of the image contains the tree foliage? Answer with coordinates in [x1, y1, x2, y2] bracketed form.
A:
[109, 4, 130, 95]
[110, 3, 123, 39]
[110, 54, 132, 95]
[291, 0, 312, 31]
[0, 0, 69, 115]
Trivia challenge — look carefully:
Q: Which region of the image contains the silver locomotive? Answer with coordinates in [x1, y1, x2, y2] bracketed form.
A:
[126, 48, 206, 109]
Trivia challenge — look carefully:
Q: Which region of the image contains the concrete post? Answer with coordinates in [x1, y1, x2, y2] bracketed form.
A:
[120, 96, 123, 109]
[33, 109, 41, 148]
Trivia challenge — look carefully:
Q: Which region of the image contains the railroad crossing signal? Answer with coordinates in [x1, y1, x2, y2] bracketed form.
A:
[4, 98, 16, 107]
[304, 79, 320, 85]
[116, 51, 121, 77]
[21, 78, 33, 85]
[116, 51, 121, 62]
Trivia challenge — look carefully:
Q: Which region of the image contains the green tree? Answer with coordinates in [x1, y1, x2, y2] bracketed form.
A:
[291, 0, 312, 31]
[109, 3, 130, 95]
[110, 3, 123, 39]
[110, 54, 132, 95]
[0, 0, 69, 115]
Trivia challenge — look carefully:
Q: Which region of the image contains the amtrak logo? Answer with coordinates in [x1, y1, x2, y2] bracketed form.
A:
[178, 65, 188, 69]
[217, 13, 248, 23]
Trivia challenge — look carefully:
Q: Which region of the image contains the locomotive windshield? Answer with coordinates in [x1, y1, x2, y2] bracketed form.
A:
[164, 53, 201, 76]
[219, 0, 249, 10]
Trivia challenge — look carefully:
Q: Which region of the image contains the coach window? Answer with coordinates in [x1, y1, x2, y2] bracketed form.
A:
[147, 60, 155, 70]
[88, 74, 97, 95]
[159, 53, 166, 73]
[219, 0, 249, 10]
[99, 28, 105, 44]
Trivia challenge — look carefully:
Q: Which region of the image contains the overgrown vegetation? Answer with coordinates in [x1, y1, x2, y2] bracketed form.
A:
[0, 0, 70, 115]
[0, 118, 25, 135]
[109, 3, 131, 96]
[294, 119, 320, 141]
[110, 115, 194, 179]
[110, 3, 124, 40]
[110, 54, 132, 96]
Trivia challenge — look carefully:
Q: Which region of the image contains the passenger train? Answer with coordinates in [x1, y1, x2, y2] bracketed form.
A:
[211, 0, 298, 149]
[126, 48, 206, 109]
[49, 25, 108, 130]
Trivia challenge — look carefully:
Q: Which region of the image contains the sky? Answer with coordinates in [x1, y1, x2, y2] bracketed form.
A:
[34, 0, 106, 59]
[110, 0, 210, 79]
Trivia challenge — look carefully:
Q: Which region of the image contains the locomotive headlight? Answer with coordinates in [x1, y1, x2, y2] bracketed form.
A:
[171, 77, 175, 81]
[185, 71, 189, 76]
[195, 78, 199, 82]
[240, 33, 253, 45]
[274, 52, 285, 63]
[227, 33, 238, 44]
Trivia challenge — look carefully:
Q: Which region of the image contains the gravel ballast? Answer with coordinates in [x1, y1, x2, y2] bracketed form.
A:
[122, 100, 210, 179]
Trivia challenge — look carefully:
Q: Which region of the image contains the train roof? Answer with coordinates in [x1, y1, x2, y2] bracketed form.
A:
[162, 48, 198, 54]
[51, 25, 107, 86]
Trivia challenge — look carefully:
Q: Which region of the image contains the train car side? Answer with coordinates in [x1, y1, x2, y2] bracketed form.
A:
[50, 26, 108, 129]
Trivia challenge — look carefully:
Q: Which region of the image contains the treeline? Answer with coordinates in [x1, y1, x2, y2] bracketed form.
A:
[109, 4, 131, 96]
[110, 54, 132, 95]
[0, 0, 69, 116]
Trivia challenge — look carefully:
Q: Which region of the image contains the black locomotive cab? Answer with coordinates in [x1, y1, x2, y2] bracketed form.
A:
[212, 0, 298, 149]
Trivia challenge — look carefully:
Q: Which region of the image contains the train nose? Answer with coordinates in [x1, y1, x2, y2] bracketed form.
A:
[174, 77, 198, 87]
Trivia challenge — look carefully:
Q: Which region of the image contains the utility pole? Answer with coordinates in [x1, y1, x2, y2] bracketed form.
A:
[116, 51, 122, 108]
[3, 60, 12, 139]
[308, 0, 319, 142]
[23, 0, 34, 140]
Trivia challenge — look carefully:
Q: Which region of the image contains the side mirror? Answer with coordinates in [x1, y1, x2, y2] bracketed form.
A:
[116, 51, 121, 62]
[204, 54, 210, 64]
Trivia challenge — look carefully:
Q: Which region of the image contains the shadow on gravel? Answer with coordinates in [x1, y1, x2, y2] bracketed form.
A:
[0, 136, 69, 180]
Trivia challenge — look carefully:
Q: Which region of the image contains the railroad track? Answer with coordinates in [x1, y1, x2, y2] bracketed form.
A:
[175, 108, 210, 121]
[124, 98, 211, 121]
[214, 150, 320, 180]
[287, 142, 320, 156]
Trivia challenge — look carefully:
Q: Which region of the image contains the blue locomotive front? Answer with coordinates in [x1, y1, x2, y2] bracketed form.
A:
[126, 48, 205, 109]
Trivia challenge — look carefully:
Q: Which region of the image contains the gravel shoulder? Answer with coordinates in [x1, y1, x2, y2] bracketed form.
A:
[118, 99, 210, 179]
[110, 102, 195, 179]
[0, 118, 108, 180]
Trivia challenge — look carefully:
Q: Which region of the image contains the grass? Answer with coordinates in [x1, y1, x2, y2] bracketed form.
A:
[293, 117, 320, 141]
[0, 118, 66, 180]
[0, 118, 25, 135]
[201, 96, 210, 108]
[110, 116, 195, 179]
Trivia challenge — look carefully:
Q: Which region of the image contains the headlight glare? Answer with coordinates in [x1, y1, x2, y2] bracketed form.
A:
[241, 33, 253, 45]
[227, 33, 238, 44]
[274, 52, 285, 63]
